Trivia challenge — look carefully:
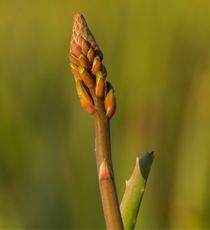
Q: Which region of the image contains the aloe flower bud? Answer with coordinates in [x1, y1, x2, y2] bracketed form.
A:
[70, 63, 82, 80]
[87, 48, 95, 62]
[95, 72, 105, 97]
[91, 56, 102, 75]
[75, 80, 95, 114]
[104, 82, 116, 118]
[78, 66, 95, 88]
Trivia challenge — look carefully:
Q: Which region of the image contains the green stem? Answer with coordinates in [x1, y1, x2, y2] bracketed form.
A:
[91, 90, 124, 229]
[120, 152, 154, 230]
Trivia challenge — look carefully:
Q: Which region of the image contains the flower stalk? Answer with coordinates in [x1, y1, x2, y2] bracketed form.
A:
[93, 94, 123, 229]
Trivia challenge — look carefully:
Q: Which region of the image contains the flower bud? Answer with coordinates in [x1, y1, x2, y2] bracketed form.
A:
[76, 80, 95, 114]
[87, 48, 95, 63]
[81, 39, 90, 55]
[91, 56, 101, 75]
[104, 82, 116, 118]
[70, 42, 82, 57]
[78, 66, 95, 88]
[70, 63, 82, 80]
[95, 72, 105, 97]
[69, 53, 80, 66]
[94, 47, 103, 60]
[87, 34, 97, 49]
[79, 54, 90, 69]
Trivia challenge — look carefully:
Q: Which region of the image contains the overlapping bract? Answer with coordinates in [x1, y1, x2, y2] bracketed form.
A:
[69, 13, 116, 118]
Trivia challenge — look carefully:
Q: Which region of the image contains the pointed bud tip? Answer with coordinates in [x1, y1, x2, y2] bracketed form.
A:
[73, 13, 86, 25]
[74, 13, 83, 19]
[105, 88, 116, 118]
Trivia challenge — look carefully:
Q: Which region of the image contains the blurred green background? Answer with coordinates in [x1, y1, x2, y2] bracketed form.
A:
[1, 0, 210, 228]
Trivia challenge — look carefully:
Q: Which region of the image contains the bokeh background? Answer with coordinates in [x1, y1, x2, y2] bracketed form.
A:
[1, 0, 210, 228]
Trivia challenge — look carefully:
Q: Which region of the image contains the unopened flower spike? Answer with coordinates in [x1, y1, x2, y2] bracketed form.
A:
[69, 13, 117, 118]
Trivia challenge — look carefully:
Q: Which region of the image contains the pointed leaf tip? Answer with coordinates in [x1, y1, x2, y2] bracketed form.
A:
[120, 152, 154, 229]
[139, 151, 154, 180]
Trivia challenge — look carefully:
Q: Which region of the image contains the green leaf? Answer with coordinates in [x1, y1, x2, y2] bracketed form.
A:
[120, 152, 154, 230]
